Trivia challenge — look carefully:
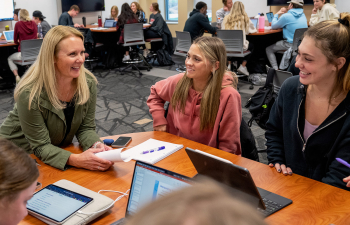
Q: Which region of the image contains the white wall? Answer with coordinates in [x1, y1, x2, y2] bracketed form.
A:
[334, 0, 350, 13]
[240, 0, 270, 18]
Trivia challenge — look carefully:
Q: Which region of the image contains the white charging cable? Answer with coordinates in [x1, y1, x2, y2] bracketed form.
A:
[77, 189, 130, 215]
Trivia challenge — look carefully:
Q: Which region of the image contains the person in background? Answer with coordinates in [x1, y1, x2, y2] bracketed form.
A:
[222, 1, 257, 76]
[7, 9, 37, 83]
[309, 0, 339, 26]
[266, 13, 350, 190]
[116, 3, 138, 62]
[13, 8, 21, 21]
[266, 0, 307, 70]
[126, 179, 267, 225]
[147, 36, 241, 155]
[184, 1, 217, 41]
[216, 0, 233, 24]
[144, 3, 163, 39]
[110, 5, 119, 21]
[0, 138, 39, 225]
[131, 2, 146, 23]
[32, 10, 51, 38]
[0, 26, 114, 171]
[58, 5, 84, 28]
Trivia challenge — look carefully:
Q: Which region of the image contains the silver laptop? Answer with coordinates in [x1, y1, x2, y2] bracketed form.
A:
[3, 30, 14, 43]
[104, 19, 116, 28]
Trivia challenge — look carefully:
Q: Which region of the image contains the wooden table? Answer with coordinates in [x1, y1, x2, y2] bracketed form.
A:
[248, 28, 282, 36]
[20, 131, 350, 225]
[0, 34, 17, 47]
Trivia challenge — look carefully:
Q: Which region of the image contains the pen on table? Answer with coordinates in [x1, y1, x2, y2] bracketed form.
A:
[336, 158, 350, 169]
[141, 146, 165, 154]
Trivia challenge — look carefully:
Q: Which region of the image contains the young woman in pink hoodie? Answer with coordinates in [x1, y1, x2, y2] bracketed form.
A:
[147, 36, 241, 155]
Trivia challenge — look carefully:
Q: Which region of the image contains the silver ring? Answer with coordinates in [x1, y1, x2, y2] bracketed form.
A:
[98, 166, 101, 170]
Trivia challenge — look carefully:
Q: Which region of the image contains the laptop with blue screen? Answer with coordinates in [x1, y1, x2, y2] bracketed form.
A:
[3, 30, 14, 43]
[266, 12, 274, 23]
[250, 18, 258, 29]
[104, 19, 116, 28]
[110, 161, 192, 225]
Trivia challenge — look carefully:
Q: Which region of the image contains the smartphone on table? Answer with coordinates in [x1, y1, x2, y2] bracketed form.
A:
[112, 137, 132, 148]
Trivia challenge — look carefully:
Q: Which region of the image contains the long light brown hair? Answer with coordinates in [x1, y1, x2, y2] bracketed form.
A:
[131, 2, 144, 12]
[0, 139, 39, 203]
[152, 3, 161, 14]
[171, 36, 227, 131]
[110, 5, 119, 19]
[304, 13, 350, 102]
[14, 25, 97, 110]
[223, 1, 249, 30]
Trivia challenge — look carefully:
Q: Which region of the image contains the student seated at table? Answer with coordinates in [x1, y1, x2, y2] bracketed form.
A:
[116, 3, 138, 62]
[266, 13, 350, 190]
[131, 2, 146, 23]
[7, 9, 37, 83]
[147, 36, 241, 155]
[309, 0, 339, 26]
[221, 1, 256, 76]
[126, 179, 266, 225]
[32, 10, 51, 38]
[0, 26, 114, 171]
[183, 1, 217, 41]
[265, 0, 307, 70]
[0, 138, 39, 225]
[13, 8, 21, 21]
[58, 5, 84, 28]
[216, 0, 233, 25]
[110, 5, 119, 21]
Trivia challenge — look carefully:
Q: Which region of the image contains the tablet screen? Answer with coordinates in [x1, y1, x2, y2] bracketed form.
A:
[27, 184, 93, 223]
[266, 12, 274, 23]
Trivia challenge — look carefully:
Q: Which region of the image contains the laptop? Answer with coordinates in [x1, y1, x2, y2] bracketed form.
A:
[250, 18, 258, 29]
[266, 12, 274, 23]
[104, 19, 116, 28]
[3, 30, 14, 43]
[110, 161, 192, 225]
[185, 148, 293, 217]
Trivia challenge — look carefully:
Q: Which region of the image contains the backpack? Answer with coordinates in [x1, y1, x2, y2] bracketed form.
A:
[156, 48, 174, 66]
[245, 68, 277, 130]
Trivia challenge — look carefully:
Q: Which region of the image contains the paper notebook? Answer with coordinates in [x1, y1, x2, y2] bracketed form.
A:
[123, 138, 184, 164]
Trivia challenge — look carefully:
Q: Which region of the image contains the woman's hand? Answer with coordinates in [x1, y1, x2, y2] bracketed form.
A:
[269, 163, 293, 176]
[343, 176, 350, 187]
[312, 7, 317, 14]
[95, 142, 113, 151]
[154, 125, 167, 132]
[67, 148, 114, 171]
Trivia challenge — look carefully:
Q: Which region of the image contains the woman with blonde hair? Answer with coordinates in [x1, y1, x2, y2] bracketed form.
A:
[110, 5, 119, 21]
[0, 26, 114, 171]
[221, 1, 256, 76]
[0, 138, 39, 225]
[147, 36, 241, 155]
[7, 9, 37, 83]
[266, 13, 350, 190]
[131, 2, 146, 23]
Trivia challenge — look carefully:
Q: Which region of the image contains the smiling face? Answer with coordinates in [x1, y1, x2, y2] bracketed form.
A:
[313, 0, 325, 10]
[131, 3, 137, 13]
[295, 36, 337, 86]
[185, 44, 213, 84]
[54, 36, 85, 80]
[226, 0, 233, 10]
[0, 180, 37, 225]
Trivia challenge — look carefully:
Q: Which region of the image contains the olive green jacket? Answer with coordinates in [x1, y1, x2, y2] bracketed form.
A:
[0, 74, 101, 170]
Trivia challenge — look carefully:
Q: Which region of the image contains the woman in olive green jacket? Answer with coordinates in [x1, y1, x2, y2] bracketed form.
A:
[0, 26, 113, 171]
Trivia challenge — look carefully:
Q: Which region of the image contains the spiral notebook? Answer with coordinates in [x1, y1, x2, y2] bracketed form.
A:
[123, 138, 184, 164]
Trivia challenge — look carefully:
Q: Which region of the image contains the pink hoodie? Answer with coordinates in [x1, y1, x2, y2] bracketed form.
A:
[147, 73, 241, 155]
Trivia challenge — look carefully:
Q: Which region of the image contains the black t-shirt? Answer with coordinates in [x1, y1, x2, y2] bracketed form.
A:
[59, 100, 75, 146]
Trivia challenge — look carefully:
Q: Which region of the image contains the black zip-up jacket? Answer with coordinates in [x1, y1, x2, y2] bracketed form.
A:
[266, 76, 350, 190]
[183, 9, 217, 40]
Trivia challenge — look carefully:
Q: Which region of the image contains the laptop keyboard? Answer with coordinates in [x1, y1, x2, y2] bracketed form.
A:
[257, 198, 284, 217]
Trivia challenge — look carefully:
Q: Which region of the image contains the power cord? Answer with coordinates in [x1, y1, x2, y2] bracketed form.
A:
[77, 189, 130, 215]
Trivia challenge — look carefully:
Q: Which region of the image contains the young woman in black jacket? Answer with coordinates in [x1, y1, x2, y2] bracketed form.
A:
[131, 2, 146, 23]
[266, 13, 350, 190]
[144, 3, 163, 39]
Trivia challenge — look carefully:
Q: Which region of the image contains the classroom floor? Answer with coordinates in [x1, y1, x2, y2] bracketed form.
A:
[0, 55, 268, 164]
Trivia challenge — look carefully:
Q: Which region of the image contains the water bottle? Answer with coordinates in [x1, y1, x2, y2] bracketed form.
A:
[98, 15, 102, 27]
[38, 23, 43, 39]
[258, 13, 265, 32]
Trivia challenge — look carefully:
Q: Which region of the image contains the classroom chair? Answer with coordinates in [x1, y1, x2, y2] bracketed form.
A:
[13, 39, 43, 66]
[291, 28, 308, 56]
[173, 31, 191, 73]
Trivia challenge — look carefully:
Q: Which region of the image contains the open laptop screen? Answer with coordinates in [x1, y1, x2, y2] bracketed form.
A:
[266, 12, 274, 23]
[104, 19, 115, 28]
[3, 30, 14, 42]
[126, 161, 191, 216]
[250, 19, 258, 29]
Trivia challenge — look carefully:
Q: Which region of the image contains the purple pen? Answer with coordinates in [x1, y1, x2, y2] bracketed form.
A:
[141, 146, 165, 154]
[336, 158, 350, 169]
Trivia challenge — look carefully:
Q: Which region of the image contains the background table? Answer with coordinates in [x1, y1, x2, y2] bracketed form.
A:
[20, 131, 350, 225]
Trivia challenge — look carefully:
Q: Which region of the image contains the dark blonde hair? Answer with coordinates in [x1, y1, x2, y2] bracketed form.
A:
[111, 5, 119, 19]
[304, 13, 350, 102]
[224, 1, 250, 30]
[126, 179, 266, 225]
[152, 3, 161, 14]
[0, 139, 39, 203]
[171, 36, 227, 131]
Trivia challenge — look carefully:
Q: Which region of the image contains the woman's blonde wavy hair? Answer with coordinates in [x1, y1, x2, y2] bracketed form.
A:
[14, 25, 97, 110]
[223, 1, 249, 30]
[171, 36, 227, 131]
[19, 9, 31, 22]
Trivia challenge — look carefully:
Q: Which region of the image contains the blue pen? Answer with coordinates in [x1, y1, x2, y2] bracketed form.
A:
[141, 146, 165, 154]
[336, 158, 350, 169]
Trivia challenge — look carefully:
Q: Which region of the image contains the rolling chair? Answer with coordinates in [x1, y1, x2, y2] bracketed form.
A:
[13, 39, 43, 66]
[173, 31, 191, 73]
